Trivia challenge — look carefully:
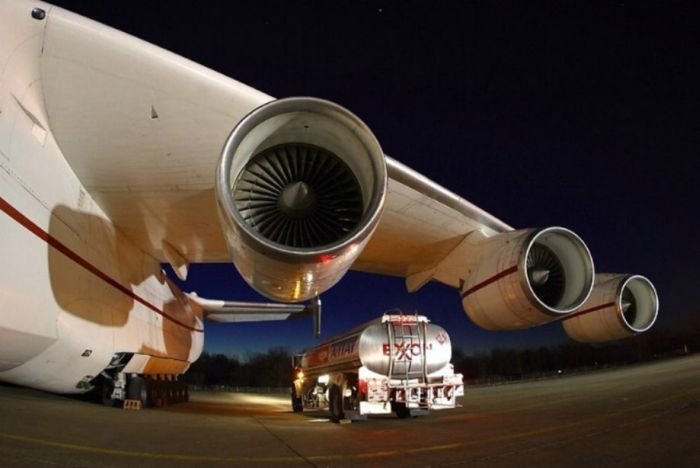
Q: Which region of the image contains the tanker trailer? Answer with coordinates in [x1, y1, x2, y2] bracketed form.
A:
[291, 314, 464, 420]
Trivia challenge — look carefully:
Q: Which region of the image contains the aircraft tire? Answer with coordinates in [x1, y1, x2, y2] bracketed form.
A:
[127, 376, 148, 406]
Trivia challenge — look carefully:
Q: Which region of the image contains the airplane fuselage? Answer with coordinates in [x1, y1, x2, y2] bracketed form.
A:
[0, 0, 203, 394]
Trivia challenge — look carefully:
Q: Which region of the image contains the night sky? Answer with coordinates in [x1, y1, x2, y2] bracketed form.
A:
[49, 1, 699, 357]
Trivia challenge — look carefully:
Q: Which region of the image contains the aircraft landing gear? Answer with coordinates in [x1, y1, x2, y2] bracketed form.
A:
[93, 372, 188, 408]
[99, 379, 118, 407]
[127, 376, 148, 407]
[143, 375, 188, 407]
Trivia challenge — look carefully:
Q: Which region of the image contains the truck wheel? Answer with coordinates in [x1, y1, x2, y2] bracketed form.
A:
[291, 392, 303, 413]
[392, 402, 411, 419]
[329, 384, 345, 421]
[127, 376, 148, 406]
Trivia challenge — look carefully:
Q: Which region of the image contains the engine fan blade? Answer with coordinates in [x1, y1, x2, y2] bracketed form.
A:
[526, 243, 565, 307]
[621, 287, 637, 324]
[233, 143, 363, 249]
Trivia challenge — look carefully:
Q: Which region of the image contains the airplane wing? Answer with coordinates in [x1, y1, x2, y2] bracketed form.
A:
[39, 5, 510, 291]
[33, 4, 658, 343]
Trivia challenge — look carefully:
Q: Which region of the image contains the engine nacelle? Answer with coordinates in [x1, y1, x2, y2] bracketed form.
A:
[562, 274, 659, 342]
[461, 227, 594, 330]
[216, 97, 387, 302]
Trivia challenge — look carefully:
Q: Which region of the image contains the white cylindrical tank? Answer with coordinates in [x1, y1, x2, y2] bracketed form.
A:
[300, 315, 452, 378]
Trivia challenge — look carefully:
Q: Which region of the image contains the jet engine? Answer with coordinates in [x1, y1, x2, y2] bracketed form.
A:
[461, 227, 595, 330]
[216, 97, 387, 302]
[562, 274, 658, 342]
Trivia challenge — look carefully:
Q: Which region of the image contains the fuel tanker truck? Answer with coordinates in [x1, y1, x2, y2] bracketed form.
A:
[291, 314, 464, 420]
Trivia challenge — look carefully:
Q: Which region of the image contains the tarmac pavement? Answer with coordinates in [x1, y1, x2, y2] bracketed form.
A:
[0, 354, 698, 467]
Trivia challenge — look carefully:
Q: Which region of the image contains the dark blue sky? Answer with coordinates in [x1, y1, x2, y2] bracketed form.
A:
[53, 1, 699, 357]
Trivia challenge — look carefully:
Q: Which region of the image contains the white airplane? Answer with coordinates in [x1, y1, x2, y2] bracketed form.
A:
[0, 1, 658, 406]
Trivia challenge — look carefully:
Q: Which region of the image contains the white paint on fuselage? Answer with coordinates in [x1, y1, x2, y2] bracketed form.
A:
[0, 0, 203, 394]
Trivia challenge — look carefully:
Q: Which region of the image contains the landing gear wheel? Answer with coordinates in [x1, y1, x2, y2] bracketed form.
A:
[176, 380, 189, 403]
[127, 376, 148, 407]
[153, 379, 165, 407]
[167, 379, 176, 404]
[175, 381, 184, 403]
[146, 377, 159, 407]
[329, 384, 345, 421]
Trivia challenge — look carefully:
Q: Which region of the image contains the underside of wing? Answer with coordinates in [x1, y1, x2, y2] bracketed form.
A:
[32, 4, 657, 343]
[41, 5, 272, 263]
[355, 158, 512, 286]
[39, 5, 511, 286]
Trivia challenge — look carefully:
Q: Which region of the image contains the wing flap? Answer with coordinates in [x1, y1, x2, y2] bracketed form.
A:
[192, 296, 310, 323]
[192, 294, 322, 337]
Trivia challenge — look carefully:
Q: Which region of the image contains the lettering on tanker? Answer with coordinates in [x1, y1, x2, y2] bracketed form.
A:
[382, 342, 425, 361]
[329, 336, 357, 361]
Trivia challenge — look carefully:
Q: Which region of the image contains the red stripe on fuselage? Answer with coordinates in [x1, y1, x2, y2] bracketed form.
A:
[0, 197, 203, 333]
[460, 265, 519, 299]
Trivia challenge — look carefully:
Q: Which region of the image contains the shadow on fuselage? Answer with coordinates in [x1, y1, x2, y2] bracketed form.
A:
[48, 204, 152, 326]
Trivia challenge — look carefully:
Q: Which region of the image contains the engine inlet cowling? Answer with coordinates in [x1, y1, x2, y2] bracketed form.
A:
[461, 227, 595, 330]
[562, 274, 659, 342]
[216, 97, 387, 302]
